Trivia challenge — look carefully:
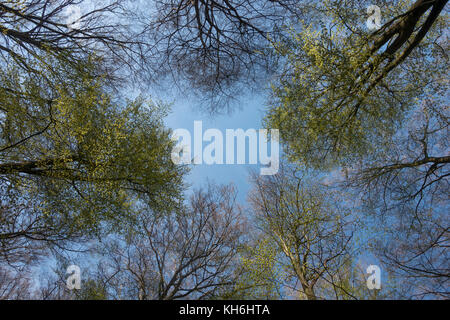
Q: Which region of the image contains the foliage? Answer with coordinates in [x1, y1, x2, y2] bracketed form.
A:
[265, 0, 448, 168]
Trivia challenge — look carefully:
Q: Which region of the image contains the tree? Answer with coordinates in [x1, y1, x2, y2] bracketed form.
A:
[91, 184, 245, 300]
[372, 204, 449, 299]
[349, 104, 449, 297]
[0, 1, 187, 267]
[140, 0, 304, 111]
[264, 0, 449, 298]
[0, 0, 153, 87]
[266, 0, 448, 168]
[248, 165, 355, 300]
[0, 266, 33, 299]
[224, 236, 284, 300]
[0, 68, 186, 266]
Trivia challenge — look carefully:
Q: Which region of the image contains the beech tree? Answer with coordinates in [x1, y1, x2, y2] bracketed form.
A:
[0, 0, 187, 266]
[264, 0, 448, 298]
[89, 184, 245, 300]
[266, 0, 448, 168]
[0, 266, 32, 299]
[248, 165, 355, 300]
[139, 0, 302, 110]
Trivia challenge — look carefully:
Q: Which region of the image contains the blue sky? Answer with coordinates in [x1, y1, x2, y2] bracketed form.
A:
[164, 92, 270, 204]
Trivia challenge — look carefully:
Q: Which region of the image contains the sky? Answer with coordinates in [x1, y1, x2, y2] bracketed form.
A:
[164, 92, 272, 205]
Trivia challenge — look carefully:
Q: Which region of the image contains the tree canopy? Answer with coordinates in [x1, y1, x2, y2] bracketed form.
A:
[0, 0, 448, 300]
